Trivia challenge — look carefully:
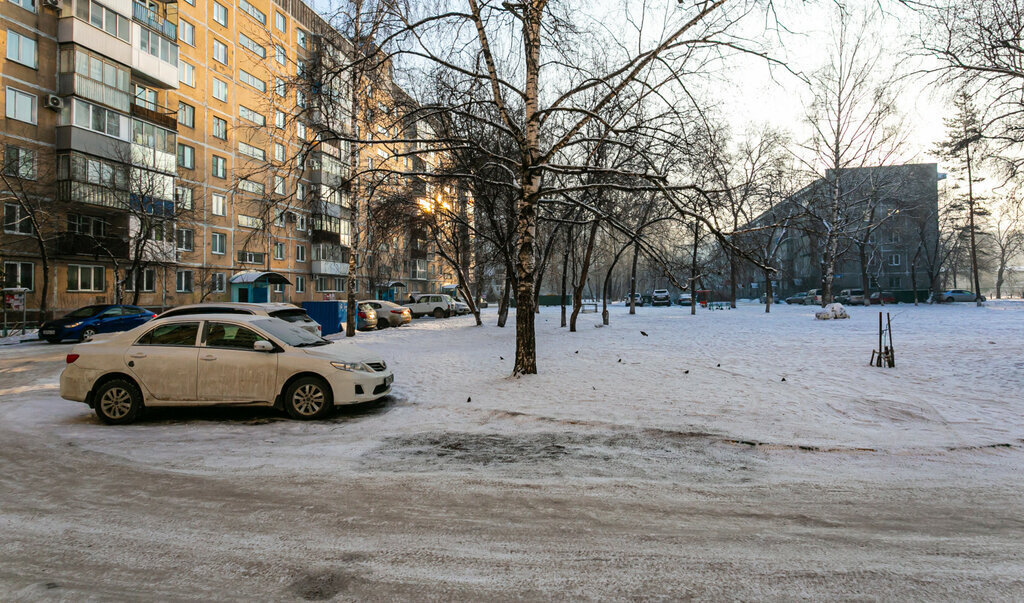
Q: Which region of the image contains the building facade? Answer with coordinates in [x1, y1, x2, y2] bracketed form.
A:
[1, 0, 461, 320]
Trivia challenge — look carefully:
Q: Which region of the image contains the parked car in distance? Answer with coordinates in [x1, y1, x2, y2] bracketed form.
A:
[356, 303, 378, 331]
[837, 289, 865, 304]
[158, 302, 322, 336]
[802, 289, 824, 305]
[40, 305, 156, 343]
[59, 313, 394, 424]
[938, 289, 985, 302]
[626, 293, 643, 307]
[869, 291, 898, 304]
[678, 293, 692, 306]
[359, 300, 412, 328]
[784, 292, 807, 305]
[406, 293, 456, 318]
[758, 293, 776, 304]
[651, 289, 672, 306]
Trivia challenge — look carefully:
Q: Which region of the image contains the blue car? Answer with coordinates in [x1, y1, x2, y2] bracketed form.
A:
[39, 304, 157, 343]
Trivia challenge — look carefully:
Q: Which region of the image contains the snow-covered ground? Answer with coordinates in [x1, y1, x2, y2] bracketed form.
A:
[1, 301, 1022, 599]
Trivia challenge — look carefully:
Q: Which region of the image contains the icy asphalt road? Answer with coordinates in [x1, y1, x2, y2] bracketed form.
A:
[1, 304, 1023, 600]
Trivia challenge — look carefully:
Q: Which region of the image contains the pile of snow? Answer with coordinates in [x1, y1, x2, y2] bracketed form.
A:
[815, 303, 849, 320]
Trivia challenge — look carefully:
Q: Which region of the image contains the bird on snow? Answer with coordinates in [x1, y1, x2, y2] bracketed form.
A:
[575, 350, 579, 354]
[466, 396, 472, 403]
[640, 331, 648, 337]
[499, 356, 504, 360]
[684, 369, 689, 374]
[618, 358, 622, 363]
[716, 363, 721, 367]
[781, 377, 786, 382]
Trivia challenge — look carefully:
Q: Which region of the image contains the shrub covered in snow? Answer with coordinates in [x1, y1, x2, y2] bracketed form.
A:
[815, 303, 849, 320]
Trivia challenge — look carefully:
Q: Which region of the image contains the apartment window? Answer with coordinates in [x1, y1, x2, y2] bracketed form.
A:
[238, 179, 265, 195]
[179, 20, 195, 46]
[6, 30, 38, 69]
[176, 270, 193, 293]
[76, 0, 130, 42]
[296, 244, 306, 262]
[274, 211, 285, 227]
[297, 29, 307, 48]
[238, 250, 265, 263]
[184, 0, 194, 6]
[140, 29, 178, 65]
[238, 142, 265, 161]
[211, 232, 226, 254]
[275, 78, 286, 97]
[211, 193, 226, 216]
[273, 242, 285, 260]
[125, 268, 156, 292]
[296, 182, 305, 203]
[178, 102, 195, 128]
[239, 70, 266, 93]
[4, 203, 33, 234]
[274, 175, 285, 194]
[212, 272, 226, 293]
[889, 254, 901, 266]
[178, 61, 195, 87]
[366, 157, 373, 170]
[132, 84, 157, 111]
[295, 275, 305, 293]
[296, 122, 306, 138]
[275, 45, 286, 65]
[274, 143, 285, 162]
[176, 228, 194, 251]
[175, 186, 193, 210]
[212, 78, 227, 102]
[67, 214, 107, 236]
[239, 33, 265, 58]
[213, 40, 228, 64]
[73, 99, 125, 138]
[275, 110, 286, 128]
[239, 105, 265, 126]
[238, 0, 266, 24]
[212, 155, 226, 179]
[213, 2, 227, 26]
[296, 90, 306, 108]
[275, 11, 286, 31]
[10, 0, 35, 12]
[3, 262, 33, 290]
[176, 144, 195, 169]
[3, 146, 36, 180]
[5, 87, 36, 124]
[67, 265, 105, 292]
[212, 116, 227, 140]
[889, 276, 902, 289]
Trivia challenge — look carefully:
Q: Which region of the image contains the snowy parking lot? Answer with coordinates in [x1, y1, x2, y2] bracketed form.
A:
[1, 301, 1023, 599]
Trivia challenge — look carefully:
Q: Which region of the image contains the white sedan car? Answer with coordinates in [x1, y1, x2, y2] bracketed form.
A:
[60, 313, 394, 424]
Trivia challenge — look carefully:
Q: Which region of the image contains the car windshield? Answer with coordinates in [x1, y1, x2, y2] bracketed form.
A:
[251, 318, 329, 347]
[64, 305, 108, 319]
[269, 309, 312, 323]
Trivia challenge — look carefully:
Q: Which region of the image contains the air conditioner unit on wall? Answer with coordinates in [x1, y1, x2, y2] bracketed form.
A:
[45, 95, 64, 111]
[42, 0, 60, 8]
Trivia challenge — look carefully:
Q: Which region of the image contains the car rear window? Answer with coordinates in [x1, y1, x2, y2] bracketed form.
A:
[269, 309, 313, 323]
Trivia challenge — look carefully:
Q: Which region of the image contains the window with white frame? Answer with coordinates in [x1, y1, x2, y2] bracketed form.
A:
[125, 268, 156, 292]
[178, 102, 195, 127]
[176, 228, 194, 251]
[275, 11, 286, 31]
[889, 276, 902, 289]
[239, 70, 265, 92]
[213, 39, 228, 64]
[296, 122, 306, 138]
[6, 30, 38, 68]
[238, 215, 263, 229]
[297, 29, 307, 48]
[274, 175, 285, 194]
[238, 142, 265, 161]
[212, 116, 227, 140]
[212, 155, 226, 178]
[275, 110, 285, 128]
[295, 275, 305, 293]
[178, 61, 195, 86]
[239, 105, 264, 126]
[67, 265, 105, 292]
[179, 20, 195, 46]
[3, 145, 36, 180]
[211, 193, 226, 216]
[296, 213, 307, 231]
[3, 261, 33, 290]
[238, 179, 264, 195]
[211, 231, 226, 254]
[176, 269, 193, 292]
[176, 143, 195, 168]
[175, 186, 193, 210]
[239, 33, 265, 58]
[5, 87, 36, 124]
[4, 203, 34, 234]
[275, 45, 286, 65]
[275, 78, 286, 96]
[273, 143, 285, 162]
[212, 272, 226, 292]
[274, 242, 285, 260]
[213, 2, 227, 25]
[10, 0, 35, 12]
[889, 254, 901, 266]
[296, 244, 305, 262]
[238, 0, 266, 24]
[212, 78, 227, 102]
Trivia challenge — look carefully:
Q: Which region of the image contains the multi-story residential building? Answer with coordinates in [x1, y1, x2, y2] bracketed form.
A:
[1, 0, 465, 321]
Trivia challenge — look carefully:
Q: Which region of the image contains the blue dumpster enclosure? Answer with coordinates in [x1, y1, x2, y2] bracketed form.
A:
[301, 301, 348, 336]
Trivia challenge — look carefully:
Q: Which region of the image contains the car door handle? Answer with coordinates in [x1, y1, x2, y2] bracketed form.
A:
[128, 352, 147, 359]
[201, 354, 217, 361]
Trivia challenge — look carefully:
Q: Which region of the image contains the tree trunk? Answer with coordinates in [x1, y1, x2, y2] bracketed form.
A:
[569, 220, 599, 332]
[859, 244, 871, 306]
[690, 221, 699, 316]
[911, 256, 919, 306]
[629, 241, 639, 315]
[996, 264, 1004, 299]
[966, 145, 983, 306]
[764, 268, 773, 313]
[560, 226, 570, 328]
[728, 253, 737, 308]
[497, 271, 511, 327]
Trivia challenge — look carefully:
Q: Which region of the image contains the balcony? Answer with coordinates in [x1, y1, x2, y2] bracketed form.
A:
[130, 239, 175, 262]
[130, 22, 178, 89]
[131, 103, 177, 131]
[132, 1, 177, 41]
[58, 17, 133, 66]
[311, 229, 341, 245]
[312, 260, 349, 276]
[55, 232, 129, 258]
[59, 73, 131, 113]
[57, 180, 130, 212]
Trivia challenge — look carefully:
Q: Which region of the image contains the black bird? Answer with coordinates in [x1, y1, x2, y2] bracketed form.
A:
[618, 358, 622, 363]
[466, 396, 472, 403]
[499, 356, 504, 360]
[684, 369, 689, 374]
[781, 377, 786, 382]
[640, 331, 648, 337]
[716, 363, 721, 367]
[575, 350, 579, 354]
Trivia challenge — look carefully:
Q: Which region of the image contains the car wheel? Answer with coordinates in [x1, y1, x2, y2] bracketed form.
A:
[284, 377, 333, 420]
[433, 307, 444, 319]
[946, 297, 954, 303]
[377, 319, 389, 329]
[80, 327, 97, 341]
[94, 378, 143, 425]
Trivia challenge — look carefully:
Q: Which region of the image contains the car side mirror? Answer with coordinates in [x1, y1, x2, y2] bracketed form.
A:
[254, 340, 274, 352]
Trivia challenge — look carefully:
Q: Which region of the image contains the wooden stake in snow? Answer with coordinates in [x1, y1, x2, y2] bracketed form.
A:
[870, 311, 895, 368]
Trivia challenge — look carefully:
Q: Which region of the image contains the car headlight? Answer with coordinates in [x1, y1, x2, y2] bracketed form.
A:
[331, 361, 371, 373]
[66, 322, 82, 328]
